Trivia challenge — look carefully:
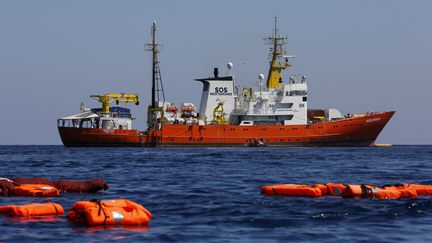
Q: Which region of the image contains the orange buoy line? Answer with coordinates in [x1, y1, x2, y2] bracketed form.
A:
[67, 199, 152, 226]
[261, 183, 432, 199]
[0, 202, 64, 217]
[1, 177, 109, 197]
[11, 184, 60, 197]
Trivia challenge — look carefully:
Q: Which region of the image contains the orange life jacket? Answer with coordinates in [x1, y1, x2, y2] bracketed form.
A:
[0, 202, 64, 217]
[10, 184, 60, 197]
[67, 199, 152, 226]
[261, 184, 323, 197]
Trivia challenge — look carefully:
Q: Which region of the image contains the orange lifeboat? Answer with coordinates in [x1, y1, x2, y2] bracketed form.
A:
[11, 184, 60, 197]
[166, 106, 178, 112]
[0, 202, 64, 217]
[67, 199, 152, 226]
[261, 184, 323, 197]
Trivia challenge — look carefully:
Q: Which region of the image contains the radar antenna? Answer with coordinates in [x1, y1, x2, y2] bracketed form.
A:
[263, 17, 291, 90]
[145, 21, 165, 108]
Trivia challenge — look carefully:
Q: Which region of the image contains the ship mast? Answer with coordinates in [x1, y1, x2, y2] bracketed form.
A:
[145, 21, 165, 130]
[264, 17, 290, 90]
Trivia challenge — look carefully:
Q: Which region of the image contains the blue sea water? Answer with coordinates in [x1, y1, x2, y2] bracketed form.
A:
[0, 145, 431, 242]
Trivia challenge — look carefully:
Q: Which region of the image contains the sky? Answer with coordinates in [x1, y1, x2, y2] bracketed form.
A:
[0, 0, 431, 145]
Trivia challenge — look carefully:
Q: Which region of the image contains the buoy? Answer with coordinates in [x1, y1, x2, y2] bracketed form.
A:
[261, 184, 323, 197]
[0, 202, 64, 217]
[11, 184, 59, 197]
[67, 199, 152, 226]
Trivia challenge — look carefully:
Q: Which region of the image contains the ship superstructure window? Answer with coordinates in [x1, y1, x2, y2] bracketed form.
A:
[276, 103, 293, 109]
[283, 115, 294, 120]
[299, 104, 305, 108]
[288, 91, 307, 96]
[303, 97, 307, 101]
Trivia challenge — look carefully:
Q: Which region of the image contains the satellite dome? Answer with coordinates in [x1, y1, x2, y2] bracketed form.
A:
[227, 62, 233, 69]
[258, 74, 265, 80]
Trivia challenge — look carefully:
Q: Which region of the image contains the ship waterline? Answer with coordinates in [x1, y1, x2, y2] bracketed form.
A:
[58, 111, 394, 147]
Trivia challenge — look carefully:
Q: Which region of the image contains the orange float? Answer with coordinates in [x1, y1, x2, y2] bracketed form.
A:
[67, 199, 152, 226]
[405, 184, 432, 196]
[261, 184, 323, 197]
[325, 184, 347, 196]
[342, 184, 403, 199]
[10, 184, 60, 197]
[383, 185, 417, 198]
[0, 202, 64, 217]
[262, 183, 430, 199]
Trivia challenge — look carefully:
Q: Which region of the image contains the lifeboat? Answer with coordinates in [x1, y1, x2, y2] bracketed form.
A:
[0, 202, 64, 217]
[261, 184, 323, 197]
[67, 199, 152, 226]
[166, 106, 178, 112]
[11, 184, 60, 197]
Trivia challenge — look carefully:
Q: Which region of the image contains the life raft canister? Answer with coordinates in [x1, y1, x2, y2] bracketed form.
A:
[67, 199, 152, 226]
[0, 202, 64, 217]
[261, 184, 323, 197]
[10, 184, 60, 197]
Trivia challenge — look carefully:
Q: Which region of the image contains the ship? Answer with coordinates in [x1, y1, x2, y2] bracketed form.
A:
[58, 19, 394, 147]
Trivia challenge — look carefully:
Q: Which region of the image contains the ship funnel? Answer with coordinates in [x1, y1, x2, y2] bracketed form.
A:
[214, 67, 219, 78]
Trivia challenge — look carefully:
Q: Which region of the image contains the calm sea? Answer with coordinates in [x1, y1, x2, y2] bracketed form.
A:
[0, 145, 431, 242]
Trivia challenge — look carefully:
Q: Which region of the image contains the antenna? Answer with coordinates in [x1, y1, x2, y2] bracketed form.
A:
[263, 17, 291, 89]
[258, 74, 264, 98]
[227, 62, 233, 76]
[145, 21, 165, 108]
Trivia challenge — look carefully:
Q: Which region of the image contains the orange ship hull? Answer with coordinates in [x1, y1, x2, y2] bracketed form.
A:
[58, 111, 394, 147]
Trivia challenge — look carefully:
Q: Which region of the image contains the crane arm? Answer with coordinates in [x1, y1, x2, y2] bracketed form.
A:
[90, 93, 139, 113]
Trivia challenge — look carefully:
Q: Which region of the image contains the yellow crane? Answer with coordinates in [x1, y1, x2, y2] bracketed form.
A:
[212, 102, 228, 125]
[90, 93, 139, 113]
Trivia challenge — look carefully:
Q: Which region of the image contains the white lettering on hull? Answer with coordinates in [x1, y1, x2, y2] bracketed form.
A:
[366, 118, 381, 123]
